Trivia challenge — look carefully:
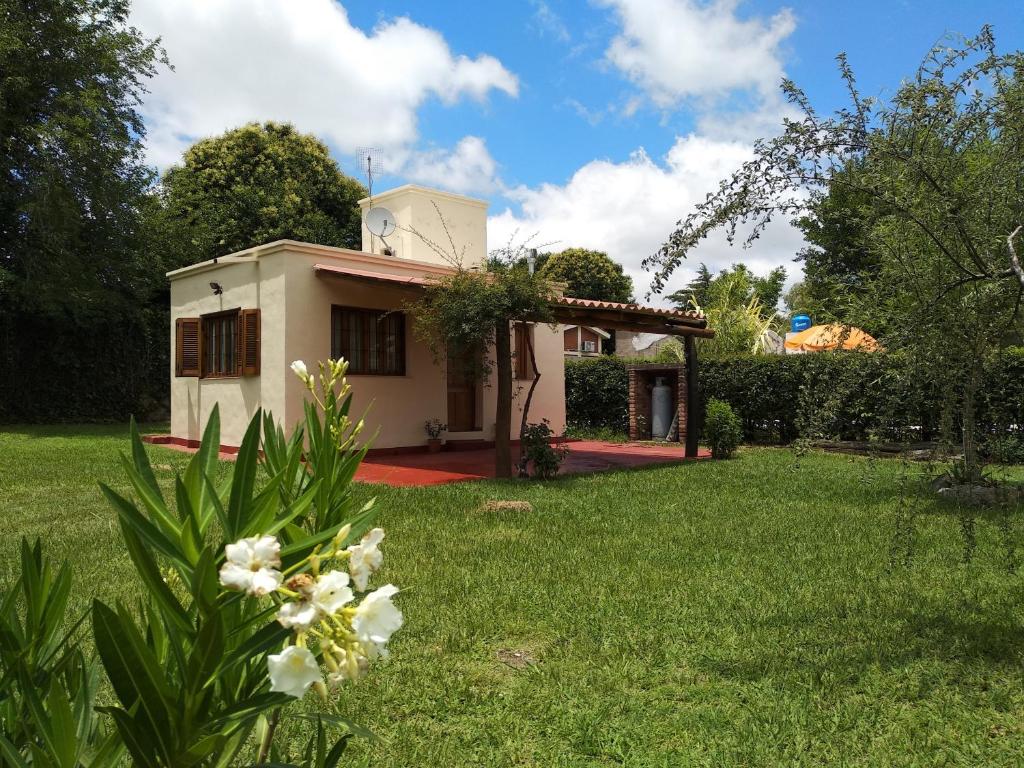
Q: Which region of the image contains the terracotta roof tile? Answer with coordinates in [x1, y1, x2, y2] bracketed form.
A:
[555, 296, 705, 321]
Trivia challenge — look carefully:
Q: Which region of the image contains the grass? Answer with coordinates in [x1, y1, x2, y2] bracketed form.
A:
[3, 424, 1024, 766]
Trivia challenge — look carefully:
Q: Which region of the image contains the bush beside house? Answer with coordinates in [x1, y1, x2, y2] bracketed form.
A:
[564, 356, 630, 434]
[566, 350, 1024, 455]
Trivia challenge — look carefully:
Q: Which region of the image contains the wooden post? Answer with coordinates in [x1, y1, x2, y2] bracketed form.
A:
[494, 320, 513, 478]
[684, 335, 700, 458]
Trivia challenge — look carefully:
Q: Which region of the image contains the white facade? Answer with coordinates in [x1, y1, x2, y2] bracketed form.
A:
[167, 185, 566, 450]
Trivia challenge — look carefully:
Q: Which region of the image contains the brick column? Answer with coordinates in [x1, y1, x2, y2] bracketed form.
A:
[677, 367, 688, 447]
[628, 368, 638, 440]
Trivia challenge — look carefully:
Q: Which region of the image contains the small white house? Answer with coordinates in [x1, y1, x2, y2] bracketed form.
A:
[163, 185, 567, 451]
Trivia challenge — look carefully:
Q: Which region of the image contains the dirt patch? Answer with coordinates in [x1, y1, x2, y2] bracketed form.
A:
[496, 648, 538, 670]
[476, 500, 534, 515]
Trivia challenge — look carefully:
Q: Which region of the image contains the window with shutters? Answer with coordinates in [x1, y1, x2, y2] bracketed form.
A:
[331, 306, 405, 375]
[201, 310, 239, 378]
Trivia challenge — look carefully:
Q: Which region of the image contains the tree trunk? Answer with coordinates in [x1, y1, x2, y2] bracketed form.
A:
[517, 328, 542, 477]
[962, 364, 981, 482]
[494, 320, 513, 478]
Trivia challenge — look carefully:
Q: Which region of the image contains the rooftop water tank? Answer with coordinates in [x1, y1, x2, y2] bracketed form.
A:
[791, 314, 812, 333]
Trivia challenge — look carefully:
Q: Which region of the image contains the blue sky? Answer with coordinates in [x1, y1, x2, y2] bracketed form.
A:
[130, 0, 1022, 299]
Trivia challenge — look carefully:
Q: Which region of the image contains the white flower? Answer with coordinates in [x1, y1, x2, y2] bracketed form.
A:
[347, 528, 385, 591]
[276, 600, 320, 631]
[312, 571, 354, 615]
[290, 360, 309, 382]
[267, 646, 321, 698]
[219, 535, 282, 596]
[352, 584, 403, 657]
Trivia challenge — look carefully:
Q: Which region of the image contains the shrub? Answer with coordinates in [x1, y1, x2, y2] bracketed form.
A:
[0, 359, 405, 767]
[520, 420, 569, 479]
[565, 357, 629, 433]
[564, 348, 1024, 452]
[704, 398, 742, 458]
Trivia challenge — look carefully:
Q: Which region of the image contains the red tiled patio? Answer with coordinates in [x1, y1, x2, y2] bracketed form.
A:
[355, 440, 710, 487]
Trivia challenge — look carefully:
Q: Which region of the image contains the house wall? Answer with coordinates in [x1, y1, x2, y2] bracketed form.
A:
[563, 327, 577, 352]
[359, 185, 488, 269]
[169, 253, 289, 447]
[168, 240, 565, 450]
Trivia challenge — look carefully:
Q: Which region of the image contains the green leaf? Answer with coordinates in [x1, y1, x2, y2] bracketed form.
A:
[0, 732, 29, 768]
[46, 677, 79, 768]
[215, 621, 289, 680]
[91, 601, 176, 765]
[184, 405, 222, 519]
[97, 707, 160, 768]
[227, 411, 264, 538]
[100, 484, 189, 573]
[118, 518, 193, 635]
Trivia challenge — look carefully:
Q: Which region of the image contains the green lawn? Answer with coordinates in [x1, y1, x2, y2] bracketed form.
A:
[3, 425, 1024, 766]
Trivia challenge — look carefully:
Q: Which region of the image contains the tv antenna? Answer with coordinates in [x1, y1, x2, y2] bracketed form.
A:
[365, 206, 396, 256]
[355, 147, 382, 198]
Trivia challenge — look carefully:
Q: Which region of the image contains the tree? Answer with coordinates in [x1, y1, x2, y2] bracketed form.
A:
[690, 268, 779, 358]
[0, 0, 164, 314]
[0, 0, 169, 422]
[667, 263, 786, 313]
[791, 163, 881, 325]
[411, 253, 555, 478]
[155, 122, 367, 266]
[539, 248, 634, 303]
[646, 28, 1024, 479]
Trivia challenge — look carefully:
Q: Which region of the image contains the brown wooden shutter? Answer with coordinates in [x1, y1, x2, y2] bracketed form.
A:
[175, 318, 201, 377]
[240, 309, 261, 376]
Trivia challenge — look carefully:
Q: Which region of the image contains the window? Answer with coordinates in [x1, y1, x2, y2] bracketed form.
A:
[201, 310, 238, 377]
[175, 309, 260, 378]
[332, 306, 405, 375]
[582, 339, 597, 353]
[514, 322, 534, 379]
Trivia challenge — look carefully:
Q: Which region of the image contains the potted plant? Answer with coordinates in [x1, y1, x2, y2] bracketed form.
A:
[425, 419, 447, 453]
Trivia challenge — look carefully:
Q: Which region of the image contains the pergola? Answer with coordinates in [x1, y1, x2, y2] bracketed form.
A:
[314, 263, 714, 465]
[545, 296, 712, 458]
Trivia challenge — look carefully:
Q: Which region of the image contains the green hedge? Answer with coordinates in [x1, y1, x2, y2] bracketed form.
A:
[564, 356, 630, 433]
[0, 307, 169, 423]
[566, 351, 1024, 448]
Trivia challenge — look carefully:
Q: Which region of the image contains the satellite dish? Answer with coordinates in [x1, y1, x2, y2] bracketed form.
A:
[365, 207, 396, 238]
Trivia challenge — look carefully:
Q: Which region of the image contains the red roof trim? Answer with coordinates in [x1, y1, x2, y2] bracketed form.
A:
[313, 263, 434, 286]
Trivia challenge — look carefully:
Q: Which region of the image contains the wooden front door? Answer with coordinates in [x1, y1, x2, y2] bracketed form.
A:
[447, 349, 479, 432]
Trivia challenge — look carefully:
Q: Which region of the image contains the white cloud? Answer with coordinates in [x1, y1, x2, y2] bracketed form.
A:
[530, 0, 571, 42]
[488, 135, 805, 302]
[130, 0, 518, 167]
[599, 0, 796, 109]
[392, 136, 501, 196]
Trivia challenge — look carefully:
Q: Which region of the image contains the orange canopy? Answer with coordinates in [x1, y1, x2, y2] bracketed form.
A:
[784, 324, 881, 353]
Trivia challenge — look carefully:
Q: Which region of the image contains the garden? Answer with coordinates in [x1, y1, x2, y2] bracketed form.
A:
[3, 369, 1024, 765]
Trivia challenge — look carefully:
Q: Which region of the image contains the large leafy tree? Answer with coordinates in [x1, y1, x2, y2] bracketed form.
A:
[645, 28, 1024, 477]
[155, 122, 367, 266]
[0, 0, 164, 314]
[538, 247, 634, 303]
[0, 0, 168, 422]
[790, 163, 881, 324]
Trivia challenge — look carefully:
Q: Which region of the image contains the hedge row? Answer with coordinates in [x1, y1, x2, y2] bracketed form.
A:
[565, 350, 1024, 447]
[0, 307, 169, 423]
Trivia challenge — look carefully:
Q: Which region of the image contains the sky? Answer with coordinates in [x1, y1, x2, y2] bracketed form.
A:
[128, 0, 1023, 302]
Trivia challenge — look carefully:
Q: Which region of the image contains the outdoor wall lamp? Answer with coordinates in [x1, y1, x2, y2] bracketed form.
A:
[210, 281, 223, 295]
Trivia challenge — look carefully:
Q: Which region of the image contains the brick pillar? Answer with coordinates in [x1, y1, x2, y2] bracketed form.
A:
[677, 366, 688, 446]
[628, 368, 638, 440]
